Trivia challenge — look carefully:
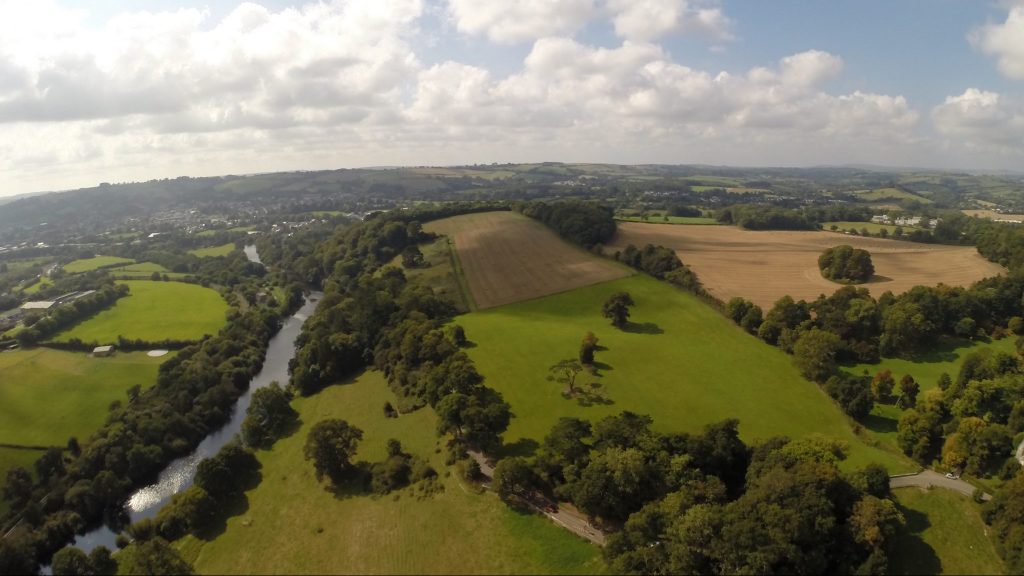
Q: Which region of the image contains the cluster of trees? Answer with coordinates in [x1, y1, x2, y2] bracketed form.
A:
[302, 420, 437, 496]
[819, 245, 875, 284]
[612, 244, 704, 295]
[15, 284, 129, 346]
[715, 205, 817, 230]
[493, 413, 902, 574]
[151, 443, 260, 541]
[667, 205, 701, 217]
[517, 201, 616, 248]
[289, 208, 512, 453]
[0, 299, 283, 566]
[984, 472, 1024, 573]
[719, 272, 1024, 422]
[892, 346, 1024, 478]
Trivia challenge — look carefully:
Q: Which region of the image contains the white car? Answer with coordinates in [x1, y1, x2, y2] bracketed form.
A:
[945, 472, 954, 479]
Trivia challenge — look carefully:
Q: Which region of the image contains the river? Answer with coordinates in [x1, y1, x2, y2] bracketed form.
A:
[70, 272, 318, 553]
[243, 244, 262, 264]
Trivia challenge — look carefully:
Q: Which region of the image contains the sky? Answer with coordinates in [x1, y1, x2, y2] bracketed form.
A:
[1, 1, 1024, 197]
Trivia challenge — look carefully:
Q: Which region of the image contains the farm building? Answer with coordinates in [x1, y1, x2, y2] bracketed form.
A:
[92, 345, 115, 357]
[20, 300, 56, 311]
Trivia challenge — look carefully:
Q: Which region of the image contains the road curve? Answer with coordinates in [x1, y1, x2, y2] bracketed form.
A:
[890, 470, 991, 501]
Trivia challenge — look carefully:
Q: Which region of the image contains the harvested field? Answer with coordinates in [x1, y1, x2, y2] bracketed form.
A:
[962, 209, 1024, 221]
[425, 211, 631, 309]
[609, 222, 1006, 309]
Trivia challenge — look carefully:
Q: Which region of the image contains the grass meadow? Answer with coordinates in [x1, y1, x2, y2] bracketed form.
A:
[0, 348, 166, 447]
[181, 371, 604, 575]
[457, 274, 911, 473]
[52, 280, 227, 343]
[888, 488, 1003, 575]
[63, 256, 134, 273]
[189, 243, 237, 258]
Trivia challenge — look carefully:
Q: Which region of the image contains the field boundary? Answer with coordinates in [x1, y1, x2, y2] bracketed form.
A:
[442, 236, 477, 312]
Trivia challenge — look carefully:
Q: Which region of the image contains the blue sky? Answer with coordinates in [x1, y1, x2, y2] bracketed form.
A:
[0, 0, 1022, 196]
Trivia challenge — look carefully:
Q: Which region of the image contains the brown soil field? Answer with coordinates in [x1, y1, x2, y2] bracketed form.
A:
[608, 222, 1006, 309]
[424, 211, 631, 309]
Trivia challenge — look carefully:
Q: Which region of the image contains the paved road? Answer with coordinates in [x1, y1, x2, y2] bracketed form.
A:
[468, 450, 606, 545]
[890, 470, 991, 501]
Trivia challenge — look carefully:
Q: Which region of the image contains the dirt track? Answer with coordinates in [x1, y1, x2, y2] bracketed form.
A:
[608, 223, 1006, 309]
[425, 212, 630, 310]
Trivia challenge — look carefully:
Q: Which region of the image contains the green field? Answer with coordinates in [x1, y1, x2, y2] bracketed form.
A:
[109, 262, 188, 279]
[182, 371, 604, 574]
[824, 221, 914, 236]
[457, 274, 910, 472]
[112, 262, 169, 273]
[889, 488, 1004, 575]
[63, 256, 134, 273]
[616, 215, 719, 225]
[854, 187, 933, 204]
[189, 243, 236, 258]
[844, 337, 1016, 452]
[0, 348, 166, 447]
[21, 277, 51, 294]
[52, 281, 227, 343]
[4, 257, 50, 273]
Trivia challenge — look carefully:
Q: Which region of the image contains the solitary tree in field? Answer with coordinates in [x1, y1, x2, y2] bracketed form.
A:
[603, 292, 635, 329]
[579, 332, 599, 365]
[549, 359, 584, 395]
[303, 419, 363, 483]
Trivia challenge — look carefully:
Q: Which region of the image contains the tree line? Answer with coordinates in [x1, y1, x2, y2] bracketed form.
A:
[14, 284, 129, 346]
[493, 413, 902, 575]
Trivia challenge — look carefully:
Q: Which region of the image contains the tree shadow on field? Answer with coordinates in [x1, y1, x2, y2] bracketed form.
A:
[865, 274, 894, 285]
[622, 322, 663, 335]
[565, 382, 614, 407]
[500, 438, 540, 459]
[195, 484, 256, 541]
[863, 413, 898, 435]
[887, 503, 942, 575]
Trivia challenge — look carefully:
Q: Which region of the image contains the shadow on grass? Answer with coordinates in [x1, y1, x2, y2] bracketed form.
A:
[887, 503, 942, 575]
[591, 361, 613, 373]
[622, 322, 663, 335]
[864, 413, 898, 435]
[564, 382, 614, 407]
[195, 490, 254, 541]
[326, 464, 372, 501]
[501, 438, 540, 459]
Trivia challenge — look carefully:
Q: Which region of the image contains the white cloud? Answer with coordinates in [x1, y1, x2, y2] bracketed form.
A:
[970, 3, 1024, 80]
[0, 1, 937, 195]
[445, 0, 595, 44]
[606, 0, 733, 42]
[933, 88, 1024, 150]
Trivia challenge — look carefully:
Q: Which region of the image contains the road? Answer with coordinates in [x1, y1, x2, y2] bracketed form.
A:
[890, 470, 991, 501]
[468, 450, 606, 546]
